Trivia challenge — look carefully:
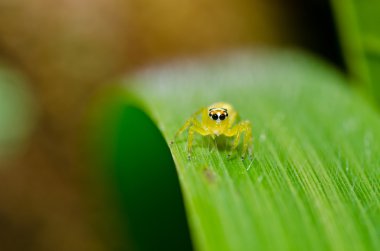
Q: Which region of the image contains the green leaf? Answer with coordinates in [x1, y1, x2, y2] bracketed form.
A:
[0, 64, 35, 161]
[331, 0, 380, 106]
[94, 51, 380, 251]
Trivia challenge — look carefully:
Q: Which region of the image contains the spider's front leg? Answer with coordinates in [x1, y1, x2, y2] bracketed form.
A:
[187, 124, 209, 158]
[173, 117, 195, 141]
[172, 108, 204, 143]
[225, 120, 253, 159]
[172, 116, 209, 158]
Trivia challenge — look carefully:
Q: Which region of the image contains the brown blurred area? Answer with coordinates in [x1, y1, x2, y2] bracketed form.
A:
[0, 0, 338, 250]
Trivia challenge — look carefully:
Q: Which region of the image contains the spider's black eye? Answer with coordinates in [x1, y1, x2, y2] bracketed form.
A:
[219, 114, 226, 120]
[212, 114, 218, 120]
[209, 113, 212, 117]
[225, 112, 228, 117]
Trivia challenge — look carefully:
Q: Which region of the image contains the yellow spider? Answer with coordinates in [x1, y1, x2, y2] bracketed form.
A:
[173, 102, 253, 159]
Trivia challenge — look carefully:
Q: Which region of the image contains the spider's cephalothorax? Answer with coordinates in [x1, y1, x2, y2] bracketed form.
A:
[173, 102, 253, 159]
[208, 108, 228, 123]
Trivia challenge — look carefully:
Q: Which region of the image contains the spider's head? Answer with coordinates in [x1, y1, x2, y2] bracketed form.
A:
[208, 107, 228, 123]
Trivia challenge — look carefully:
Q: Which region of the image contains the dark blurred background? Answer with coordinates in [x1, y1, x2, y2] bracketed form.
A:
[0, 0, 343, 250]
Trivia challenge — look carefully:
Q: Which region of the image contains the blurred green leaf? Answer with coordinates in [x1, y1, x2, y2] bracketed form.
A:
[331, 0, 380, 106]
[98, 51, 380, 251]
[90, 100, 193, 251]
[0, 64, 35, 161]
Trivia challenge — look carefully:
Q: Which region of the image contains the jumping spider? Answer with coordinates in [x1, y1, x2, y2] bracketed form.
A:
[172, 102, 253, 160]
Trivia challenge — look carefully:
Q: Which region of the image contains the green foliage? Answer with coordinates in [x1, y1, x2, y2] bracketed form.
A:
[0, 64, 35, 160]
[331, 0, 380, 106]
[91, 100, 193, 251]
[114, 51, 380, 251]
